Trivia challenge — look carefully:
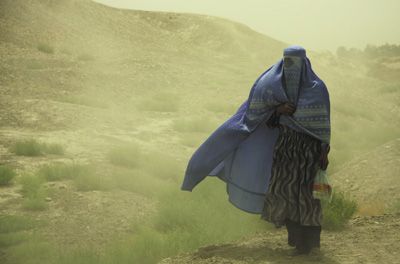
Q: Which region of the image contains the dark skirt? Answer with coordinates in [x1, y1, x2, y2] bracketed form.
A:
[261, 124, 323, 227]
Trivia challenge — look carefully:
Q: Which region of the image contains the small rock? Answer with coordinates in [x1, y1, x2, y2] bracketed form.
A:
[45, 197, 52, 202]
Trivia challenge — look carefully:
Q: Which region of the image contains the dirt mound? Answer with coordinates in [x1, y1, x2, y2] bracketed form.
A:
[160, 214, 400, 264]
[330, 138, 400, 210]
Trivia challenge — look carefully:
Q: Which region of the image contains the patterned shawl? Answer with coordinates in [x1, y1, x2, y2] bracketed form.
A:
[244, 46, 331, 144]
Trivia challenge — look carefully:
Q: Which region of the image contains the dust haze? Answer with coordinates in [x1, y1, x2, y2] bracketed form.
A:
[94, 0, 400, 52]
[0, 0, 399, 263]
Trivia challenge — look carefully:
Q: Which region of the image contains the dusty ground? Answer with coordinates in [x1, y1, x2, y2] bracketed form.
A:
[160, 214, 400, 264]
[330, 138, 400, 213]
[0, 0, 399, 263]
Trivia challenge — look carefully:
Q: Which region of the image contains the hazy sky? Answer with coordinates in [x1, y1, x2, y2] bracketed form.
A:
[93, 0, 400, 53]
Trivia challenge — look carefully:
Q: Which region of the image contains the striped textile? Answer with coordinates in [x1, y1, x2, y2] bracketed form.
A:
[261, 124, 323, 227]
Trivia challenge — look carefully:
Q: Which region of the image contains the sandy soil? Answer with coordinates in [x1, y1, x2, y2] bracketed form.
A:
[0, 0, 399, 263]
[160, 214, 400, 264]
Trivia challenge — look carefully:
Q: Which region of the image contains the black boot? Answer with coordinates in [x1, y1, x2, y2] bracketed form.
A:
[285, 219, 307, 255]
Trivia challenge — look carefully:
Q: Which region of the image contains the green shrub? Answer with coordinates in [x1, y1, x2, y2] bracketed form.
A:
[0, 166, 16, 185]
[0, 215, 46, 234]
[61, 48, 72, 55]
[114, 169, 171, 198]
[77, 53, 95, 61]
[106, 180, 272, 264]
[42, 143, 65, 155]
[10, 238, 55, 264]
[56, 249, 104, 264]
[37, 43, 54, 54]
[0, 232, 30, 247]
[12, 140, 65, 156]
[74, 168, 114, 192]
[322, 190, 358, 230]
[107, 144, 141, 168]
[106, 226, 191, 264]
[387, 200, 400, 214]
[38, 163, 112, 192]
[38, 163, 87, 181]
[19, 174, 52, 211]
[381, 82, 400, 93]
[21, 199, 49, 211]
[26, 61, 45, 70]
[59, 96, 108, 109]
[19, 173, 45, 199]
[12, 139, 43, 156]
[142, 152, 183, 182]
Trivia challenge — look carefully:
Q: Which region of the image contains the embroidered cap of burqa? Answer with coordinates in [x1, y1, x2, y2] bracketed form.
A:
[181, 46, 330, 214]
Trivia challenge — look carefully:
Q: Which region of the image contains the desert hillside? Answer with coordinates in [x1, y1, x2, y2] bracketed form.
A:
[0, 0, 399, 263]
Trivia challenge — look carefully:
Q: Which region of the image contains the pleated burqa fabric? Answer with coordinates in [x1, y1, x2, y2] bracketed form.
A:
[261, 124, 323, 227]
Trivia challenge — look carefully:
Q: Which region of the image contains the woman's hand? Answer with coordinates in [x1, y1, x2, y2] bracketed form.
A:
[276, 103, 296, 116]
[319, 149, 329, 170]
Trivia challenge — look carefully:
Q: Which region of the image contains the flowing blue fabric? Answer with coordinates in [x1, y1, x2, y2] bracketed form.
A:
[181, 46, 330, 214]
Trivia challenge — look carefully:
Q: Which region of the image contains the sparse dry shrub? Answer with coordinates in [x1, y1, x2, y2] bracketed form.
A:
[37, 42, 54, 54]
[0, 166, 17, 185]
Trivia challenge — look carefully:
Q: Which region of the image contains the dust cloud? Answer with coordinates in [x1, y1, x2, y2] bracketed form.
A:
[0, 0, 399, 263]
[93, 0, 400, 52]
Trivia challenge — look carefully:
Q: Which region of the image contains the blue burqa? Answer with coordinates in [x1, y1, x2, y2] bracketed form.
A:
[181, 46, 330, 214]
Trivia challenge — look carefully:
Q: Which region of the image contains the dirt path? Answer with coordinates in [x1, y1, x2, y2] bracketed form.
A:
[160, 214, 400, 264]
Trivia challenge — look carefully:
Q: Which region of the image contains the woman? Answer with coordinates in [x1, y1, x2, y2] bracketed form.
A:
[182, 46, 330, 262]
[262, 101, 329, 260]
